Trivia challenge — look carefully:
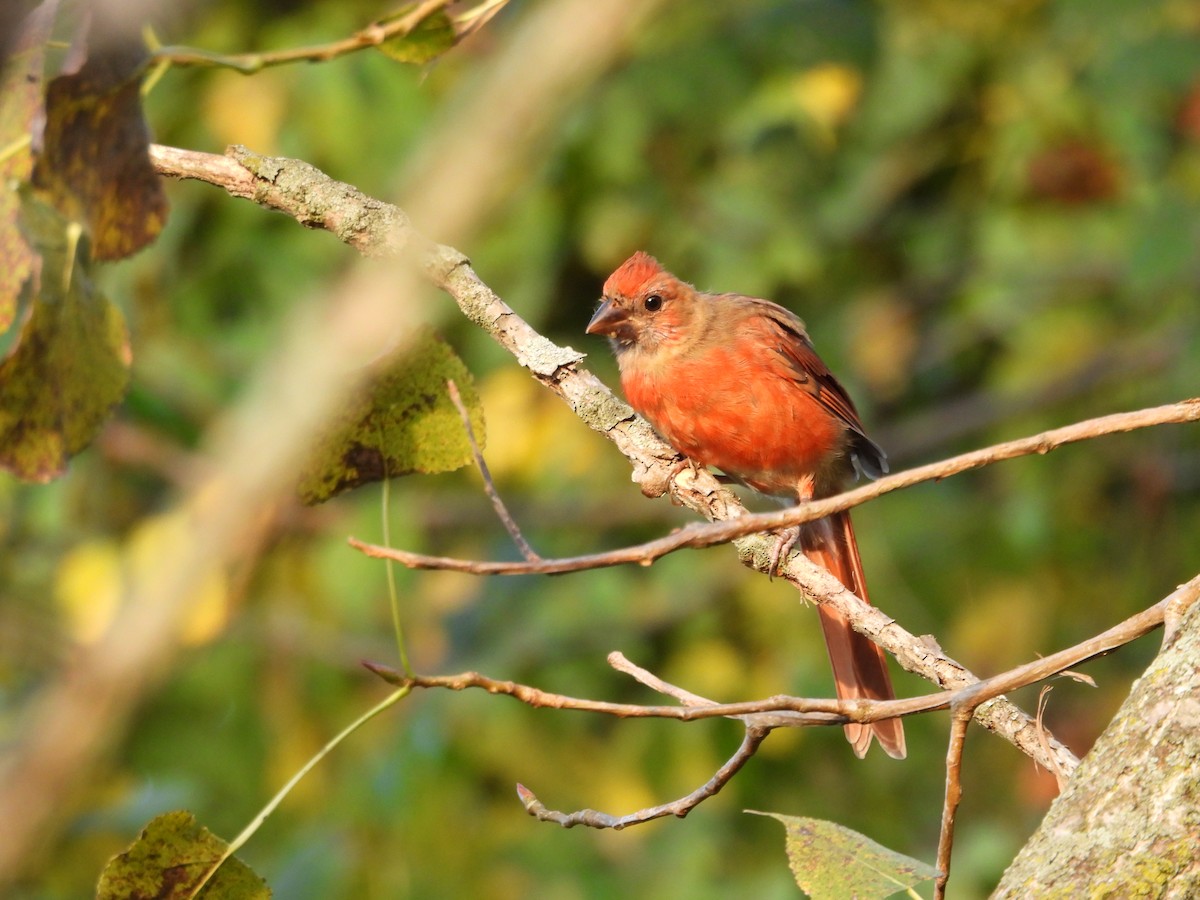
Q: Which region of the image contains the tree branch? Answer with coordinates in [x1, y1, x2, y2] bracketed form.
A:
[359, 573, 1198, 830]
[935, 708, 970, 899]
[517, 725, 772, 829]
[363, 574, 1197, 730]
[148, 0, 506, 74]
[348, 399, 1200, 575]
[992, 586, 1200, 896]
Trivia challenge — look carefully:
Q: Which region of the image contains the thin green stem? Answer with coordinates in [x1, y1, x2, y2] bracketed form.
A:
[381, 476, 413, 676]
[187, 685, 410, 897]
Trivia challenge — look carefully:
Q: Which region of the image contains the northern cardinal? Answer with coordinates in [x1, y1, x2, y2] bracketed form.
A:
[587, 251, 905, 759]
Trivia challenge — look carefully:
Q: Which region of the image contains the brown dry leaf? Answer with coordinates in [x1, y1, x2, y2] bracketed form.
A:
[1057, 669, 1098, 687]
[32, 27, 167, 260]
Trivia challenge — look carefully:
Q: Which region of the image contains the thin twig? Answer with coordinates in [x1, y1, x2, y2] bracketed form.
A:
[362, 571, 1199, 833]
[361, 660, 836, 726]
[446, 379, 540, 562]
[364, 575, 1194, 727]
[516, 725, 772, 829]
[149, 0, 504, 74]
[606, 651, 714, 707]
[350, 399, 1200, 575]
[465, 567, 1196, 835]
[934, 707, 971, 900]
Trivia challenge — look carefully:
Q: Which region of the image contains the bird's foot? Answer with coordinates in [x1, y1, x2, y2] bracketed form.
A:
[768, 526, 801, 579]
[660, 457, 709, 505]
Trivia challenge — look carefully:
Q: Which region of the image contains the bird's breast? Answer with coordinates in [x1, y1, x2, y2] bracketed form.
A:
[619, 341, 848, 496]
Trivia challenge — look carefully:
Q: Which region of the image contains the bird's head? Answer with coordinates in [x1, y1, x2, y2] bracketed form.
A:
[587, 252, 698, 357]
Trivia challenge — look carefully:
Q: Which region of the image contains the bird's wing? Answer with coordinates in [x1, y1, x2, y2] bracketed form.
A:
[739, 296, 888, 478]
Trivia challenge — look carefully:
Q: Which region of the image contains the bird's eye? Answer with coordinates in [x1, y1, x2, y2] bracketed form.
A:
[643, 294, 663, 312]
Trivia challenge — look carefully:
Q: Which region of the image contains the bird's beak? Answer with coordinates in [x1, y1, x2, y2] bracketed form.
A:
[587, 299, 627, 336]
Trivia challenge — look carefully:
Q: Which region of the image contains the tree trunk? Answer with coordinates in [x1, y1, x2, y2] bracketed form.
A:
[993, 595, 1200, 897]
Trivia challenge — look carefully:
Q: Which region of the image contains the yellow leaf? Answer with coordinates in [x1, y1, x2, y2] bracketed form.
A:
[791, 63, 863, 132]
[55, 513, 230, 646]
[55, 539, 122, 643]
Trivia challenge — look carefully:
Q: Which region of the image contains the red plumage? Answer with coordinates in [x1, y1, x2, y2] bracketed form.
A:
[588, 252, 904, 759]
[603, 250, 663, 298]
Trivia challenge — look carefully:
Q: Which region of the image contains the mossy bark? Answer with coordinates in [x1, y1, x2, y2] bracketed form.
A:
[993, 599, 1200, 898]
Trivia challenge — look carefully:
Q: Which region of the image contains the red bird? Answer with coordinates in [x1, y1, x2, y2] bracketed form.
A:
[587, 251, 905, 759]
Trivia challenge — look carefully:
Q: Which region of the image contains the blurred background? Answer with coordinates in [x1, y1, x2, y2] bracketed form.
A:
[3, 0, 1200, 896]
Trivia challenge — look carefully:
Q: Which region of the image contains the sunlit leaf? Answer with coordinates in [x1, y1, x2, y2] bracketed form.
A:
[97, 811, 270, 900]
[0, 0, 55, 332]
[31, 27, 167, 260]
[375, 7, 456, 65]
[748, 811, 939, 899]
[55, 513, 229, 645]
[0, 191, 130, 481]
[297, 330, 485, 504]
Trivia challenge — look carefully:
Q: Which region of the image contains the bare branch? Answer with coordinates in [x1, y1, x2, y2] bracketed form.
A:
[149, 0, 507, 74]
[149, 144, 413, 258]
[359, 574, 1198, 832]
[516, 725, 772, 829]
[349, 398, 1200, 575]
[363, 574, 1196, 728]
[360, 660, 841, 727]
[606, 651, 715, 708]
[935, 708, 971, 900]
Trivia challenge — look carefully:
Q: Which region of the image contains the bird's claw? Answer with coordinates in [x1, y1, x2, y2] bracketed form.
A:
[662, 457, 708, 506]
[768, 526, 800, 579]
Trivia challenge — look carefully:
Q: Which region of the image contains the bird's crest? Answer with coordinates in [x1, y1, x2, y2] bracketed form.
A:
[604, 251, 664, 298]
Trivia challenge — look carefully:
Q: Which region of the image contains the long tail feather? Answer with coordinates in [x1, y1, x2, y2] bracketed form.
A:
[801, 511, 906, 759]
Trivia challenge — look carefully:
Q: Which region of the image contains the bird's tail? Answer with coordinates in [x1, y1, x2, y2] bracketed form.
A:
[802, 511, 906, 759]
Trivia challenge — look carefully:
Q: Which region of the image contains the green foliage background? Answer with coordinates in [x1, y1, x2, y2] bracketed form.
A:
[4, 0, 1200, 897]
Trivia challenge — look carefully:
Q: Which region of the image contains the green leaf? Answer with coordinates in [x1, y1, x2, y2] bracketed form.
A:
[0, 190, 130, 481]
[375, 7, 456, 65]
[297, 330, 485, 504]
[747, 811, 939, 899]
[97, 810, 270, 900]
